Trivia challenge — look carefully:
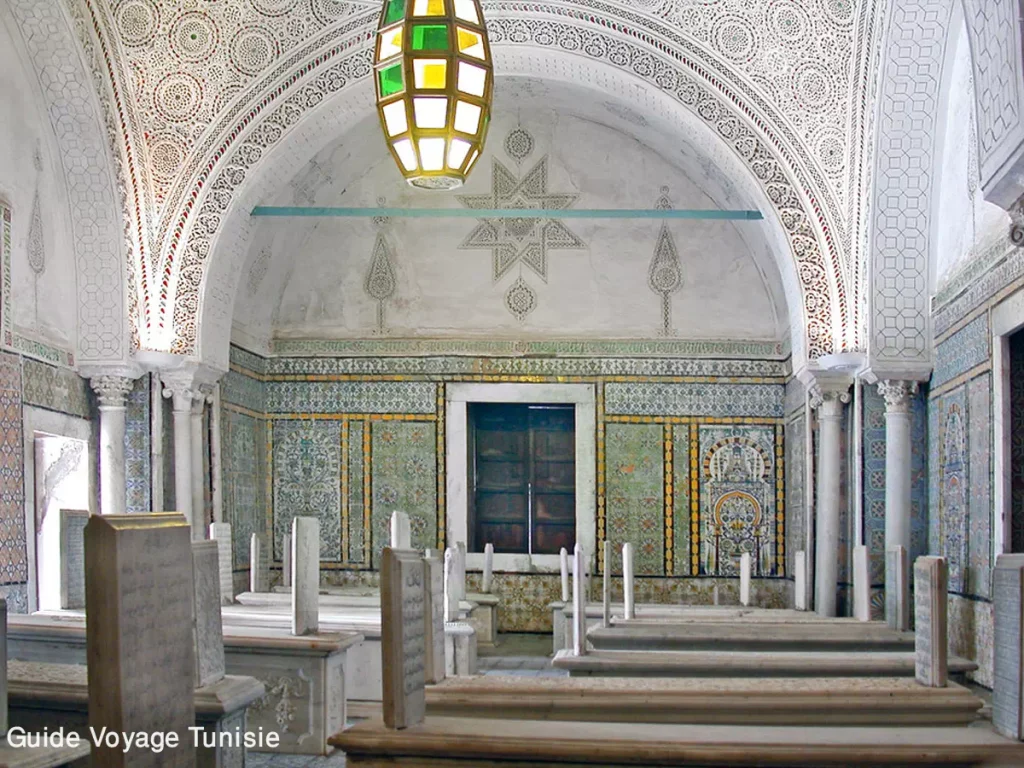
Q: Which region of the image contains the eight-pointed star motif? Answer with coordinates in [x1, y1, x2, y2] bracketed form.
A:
[457, 157, 586, 283]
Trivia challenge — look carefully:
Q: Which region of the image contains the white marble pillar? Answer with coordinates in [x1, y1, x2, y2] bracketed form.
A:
[162, 380, 197, 539]
[559, 547, 570, 603]
[812, 384, 849, 617]
[90, 376, 135, 516]
[878, 381, 918, 600]
[622, 542, 635, 620]
[739, 552, 751, 607]
[572, 544, 586, 656]
[190, 392, 207, 535]
[482, 543, 494, 593]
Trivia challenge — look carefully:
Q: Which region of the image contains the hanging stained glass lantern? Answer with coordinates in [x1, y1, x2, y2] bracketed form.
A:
[374, 0, 493, 190]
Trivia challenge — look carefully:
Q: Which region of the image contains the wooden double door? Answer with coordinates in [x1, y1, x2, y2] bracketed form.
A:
[468, 403, 576, 554]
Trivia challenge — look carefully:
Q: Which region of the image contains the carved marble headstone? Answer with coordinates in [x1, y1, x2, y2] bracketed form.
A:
[390, 511, 411, 550]
[381, 547, 426, 730]
[208, 522, 234, 606]
[572, 544, 586, 656]
[421, 552, 446, 684]
[482, 542, 494, 593]
[622, 543, 635, 620]
[282, 533, 292, 589]
[249, 533, 269, 593]
[85, 513, 195, 767]
[794, 551, 807, 611]
[739, 552, 752, 607]
[443, 547, 458, 622]
[886, 546, 910, 631]
[60, 509, 89, 610]
[914, 556, 948, 688]
[993, 554, 1024, 739]
[853, 544, 871, 622]
[455, 541, 467, 601]
[422, 553, 445, 684]
[292, 517, 320, 636]
[191, 540, 226, 688]
[602, 540, 612, 627]
[559, 547, 570, 603]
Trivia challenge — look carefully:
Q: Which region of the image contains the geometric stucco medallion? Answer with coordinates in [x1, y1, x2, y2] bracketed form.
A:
[457, 129, 585, 322]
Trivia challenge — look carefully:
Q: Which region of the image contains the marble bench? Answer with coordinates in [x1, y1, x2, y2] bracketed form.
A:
[551, 649, 979, 678]
[6, 615, 360, 756]
[425, 675, 983, 726]
[6, 660, 262, 767]
[330, 716, 1024, 767]
[586, 622, 915, 652]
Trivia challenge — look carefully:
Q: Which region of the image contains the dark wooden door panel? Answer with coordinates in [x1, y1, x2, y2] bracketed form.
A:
[534, 522, 575, 554]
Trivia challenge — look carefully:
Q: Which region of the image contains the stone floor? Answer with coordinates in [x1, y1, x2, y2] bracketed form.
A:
[247, 634, 557, 767]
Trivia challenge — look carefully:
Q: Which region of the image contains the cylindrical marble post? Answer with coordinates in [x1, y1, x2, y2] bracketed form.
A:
[190, 393, 206, 537]
[90, 376, 135, 515]
[879, 380, 916, 556]
[879, 380, 917, 625]
[164, 383, 196, 539]
[623, 542, 635, 620]
[813, 387, 848, 617]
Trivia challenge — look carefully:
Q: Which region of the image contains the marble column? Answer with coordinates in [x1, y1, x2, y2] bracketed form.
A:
[163, 379, 198, 539]
[811, 384, 849, 617]
[190, 389, 211, 535]
[90, 376, 136, 515]
[879, 380, 917, 624]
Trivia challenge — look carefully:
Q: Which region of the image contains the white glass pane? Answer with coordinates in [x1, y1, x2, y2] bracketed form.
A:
[456, 27, 485, 59]
[465, 147, 480, 172]
[457, 62, 486, 97]
[448, 138, 471, 169]
[413, 58, 448, 89]
[453, 0, 479, 23]
[378, 26, 403, 60]
[453, 100, 481, 134]
[413, 0, 445, 15]
[413, 97, 448, 129]
[394, 138, 418, 171]
[419, 137, 446, 171]
[382, 101, 408, 136]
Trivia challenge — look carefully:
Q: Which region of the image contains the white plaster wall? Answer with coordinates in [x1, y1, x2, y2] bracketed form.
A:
[933, 23, 1011, 292]
[0, 15, 77, 352]
[239, 91, 782, 343]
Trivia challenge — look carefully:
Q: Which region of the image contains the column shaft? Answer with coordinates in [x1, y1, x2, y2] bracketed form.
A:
[169, 390, 195, 539]
[190, 398, 205, 534]
[814, 392, 846, 617]
[879, 380, 918, 626]
[91, 376, 135, 515]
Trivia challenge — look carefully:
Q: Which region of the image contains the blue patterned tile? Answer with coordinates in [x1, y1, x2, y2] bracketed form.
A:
[265, 381, 436, 414]
[605, 382, 784, 417]
[933, 315, 989, 388]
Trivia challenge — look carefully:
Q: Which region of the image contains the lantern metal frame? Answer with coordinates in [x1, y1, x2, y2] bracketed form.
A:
[374, 0, 493, 190]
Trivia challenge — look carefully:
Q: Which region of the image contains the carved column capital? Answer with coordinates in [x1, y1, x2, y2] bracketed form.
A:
[90, 375, 135, 409]
[161, 376, 199, 414]
[878, 379, 919, 414]
[1010, 195, 1024, 248]
[809, 383, 850, 419]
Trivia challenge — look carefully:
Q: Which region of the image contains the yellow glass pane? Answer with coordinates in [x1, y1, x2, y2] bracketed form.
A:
[413, 97, 448, 128]
[448, 138, 471, 169]
[453, 0, 479, 23]
[456, 27, 485, 59]
[419, 137, 446, 171]
[393, 138, 418, 172]
[378, 26, 404, 61]
[413, 0, 445, 15]
[453, 100, 481, 134]
[457, 61, 486, 96]
[414, 58, 448, 89]
[382, 100, 408, 136]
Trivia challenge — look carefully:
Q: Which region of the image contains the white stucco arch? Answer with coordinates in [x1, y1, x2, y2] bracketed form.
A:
[196, 53, 809, 372]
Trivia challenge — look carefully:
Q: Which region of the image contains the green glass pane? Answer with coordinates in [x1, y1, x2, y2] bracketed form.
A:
[384, 0, 406, 25]
[412, 24, 448, 50]
[379, 64, 404, 97]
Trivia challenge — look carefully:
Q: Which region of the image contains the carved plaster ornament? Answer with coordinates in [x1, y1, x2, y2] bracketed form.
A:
[1010, 195, 1024, 247]
[877, 379, 919, 413]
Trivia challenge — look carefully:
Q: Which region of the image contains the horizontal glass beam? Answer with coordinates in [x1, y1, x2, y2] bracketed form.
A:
[250, 205, 763, 220]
